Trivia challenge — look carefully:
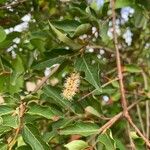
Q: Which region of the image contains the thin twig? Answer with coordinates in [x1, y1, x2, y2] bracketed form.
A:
[78, 77, 119, 102]
[135, 90, 146, 136]
[109, 0, 150, 147]
[141, 70, 149, 139]
[0, 0, 27, 9]
[8, 65, 60, 150]
[127, 122, 136, 150]
[32, 64, 60, 93]
[88, 99, 145, 146]
[127, 116, 150, 148]
[110, 0, 128, 116]
[8, 102, 26, 150]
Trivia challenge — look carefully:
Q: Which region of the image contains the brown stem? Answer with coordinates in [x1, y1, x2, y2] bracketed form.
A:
[8, 102, 26, 150]
[110, 0, 150, 147]
[110, 0, 128, 116]
[88, 99, 145, 147]
[127, 122, 136, 150]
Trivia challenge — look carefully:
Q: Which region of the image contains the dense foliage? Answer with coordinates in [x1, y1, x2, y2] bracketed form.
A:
[0, 0, 150, 149]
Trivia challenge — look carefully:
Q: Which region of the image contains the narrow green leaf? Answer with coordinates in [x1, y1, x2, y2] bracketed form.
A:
[0, 26, 6, 43]
[75, 55, 101, 90]
[64, 140, 89, 150]
[49, 21, 82, 50]
[60, 122, 99, 136]
[27, 103, 62, 119]
[22, 124, 50, 150]
[43, 86, 75, 113]
[73, 23, 91, 37]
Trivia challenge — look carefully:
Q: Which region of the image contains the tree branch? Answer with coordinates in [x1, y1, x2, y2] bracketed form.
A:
[110, 0, 150, 147]
[0, 0, 27, 9]
[110, 0, 128, 116]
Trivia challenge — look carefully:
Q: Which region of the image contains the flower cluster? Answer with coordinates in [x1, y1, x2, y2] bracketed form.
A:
[107, 19, 121, 39]
[102, 95, 109, 102]
[87, 0, 104, 8]
[5, 13, 31, 34]
[62, 72, 80, 100]
[123, 28, 133, 46]
[120, 7, 134, 24]
[5, 14, 32, 59]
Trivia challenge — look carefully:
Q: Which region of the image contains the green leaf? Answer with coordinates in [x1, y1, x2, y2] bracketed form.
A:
[75, 55, 101, 90]
[32, 56, 65, 70]
[116, 139, 126, 150]
[43, 86, 75, 113]
[30, 38, 45, 52]
[42, 131, 56, 143]
[0, 105, 14, 116]
[134, 10, 147, 29]
[64, 140, 89, 150]
[0, 114, 19, 128]
[17, 145, 32, 150]
[0, 126, 11, 135]
[52, 20, 80, 32]
[111, 92, 121, 101]
[0, 26, 6, 43]
[85, 106, 101, 118]
[124, 64, 141, 73]
[100, 23, 110, 44]
[12, 55, 24, 73]
[0, 143, 7, 150]
[60, 122, 99, 136]
[22, 124, 50, 150]
[73, 23, 91, 37]
[115, 0, 134, 8]
[49, 21, 82, 50]
[8, 73, 24, 94]
[27, 103, 62, 119]
[98, 130, 116, 150]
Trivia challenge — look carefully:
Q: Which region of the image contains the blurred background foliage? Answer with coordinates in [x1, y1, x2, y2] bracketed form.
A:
[0, 0, 150, 149]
